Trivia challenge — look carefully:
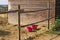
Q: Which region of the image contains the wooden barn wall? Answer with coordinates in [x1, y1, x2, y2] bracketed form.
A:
[8, 0, 55, 25]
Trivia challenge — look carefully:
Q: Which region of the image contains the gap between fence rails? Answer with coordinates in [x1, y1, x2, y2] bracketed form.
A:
[21, 16, 55, 27]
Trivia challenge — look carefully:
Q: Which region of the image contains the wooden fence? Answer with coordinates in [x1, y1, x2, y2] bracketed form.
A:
[0, 4, 55, 40]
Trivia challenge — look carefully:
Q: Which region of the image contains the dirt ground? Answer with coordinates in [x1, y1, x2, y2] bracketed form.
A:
[0, 14, 60, 40]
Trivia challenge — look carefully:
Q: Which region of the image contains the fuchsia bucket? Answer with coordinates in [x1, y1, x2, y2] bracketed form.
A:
[26, 24, 38, 32]
[32, 24, 38, 30]
[26, 27, 33, 32]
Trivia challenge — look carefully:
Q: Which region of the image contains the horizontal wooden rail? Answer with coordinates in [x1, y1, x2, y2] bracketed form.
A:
[21, 16, 55, 27]
[0, 8, 51, 14]
[21, 8, 51, 13]
[0, 10, 19, 14]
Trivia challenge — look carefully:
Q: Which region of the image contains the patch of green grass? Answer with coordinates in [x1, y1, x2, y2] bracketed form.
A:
[45, 18, 60, 34]
[51, 18, 60, 31]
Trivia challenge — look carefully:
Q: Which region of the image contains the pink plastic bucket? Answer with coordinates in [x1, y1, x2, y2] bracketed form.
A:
[26, 25, 38, 32]
[32, 25, 38, 30]
[26, 27, 33, 32]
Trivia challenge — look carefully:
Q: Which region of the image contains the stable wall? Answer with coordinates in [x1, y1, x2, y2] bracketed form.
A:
[8, 0, 55, 25]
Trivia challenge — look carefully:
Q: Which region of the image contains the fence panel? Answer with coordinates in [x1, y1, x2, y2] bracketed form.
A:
[0, 0, 55, 40]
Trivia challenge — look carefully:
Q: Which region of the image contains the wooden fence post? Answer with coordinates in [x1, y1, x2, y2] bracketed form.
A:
[48, 0, 50, 29]
[18, 4, 20, 40]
